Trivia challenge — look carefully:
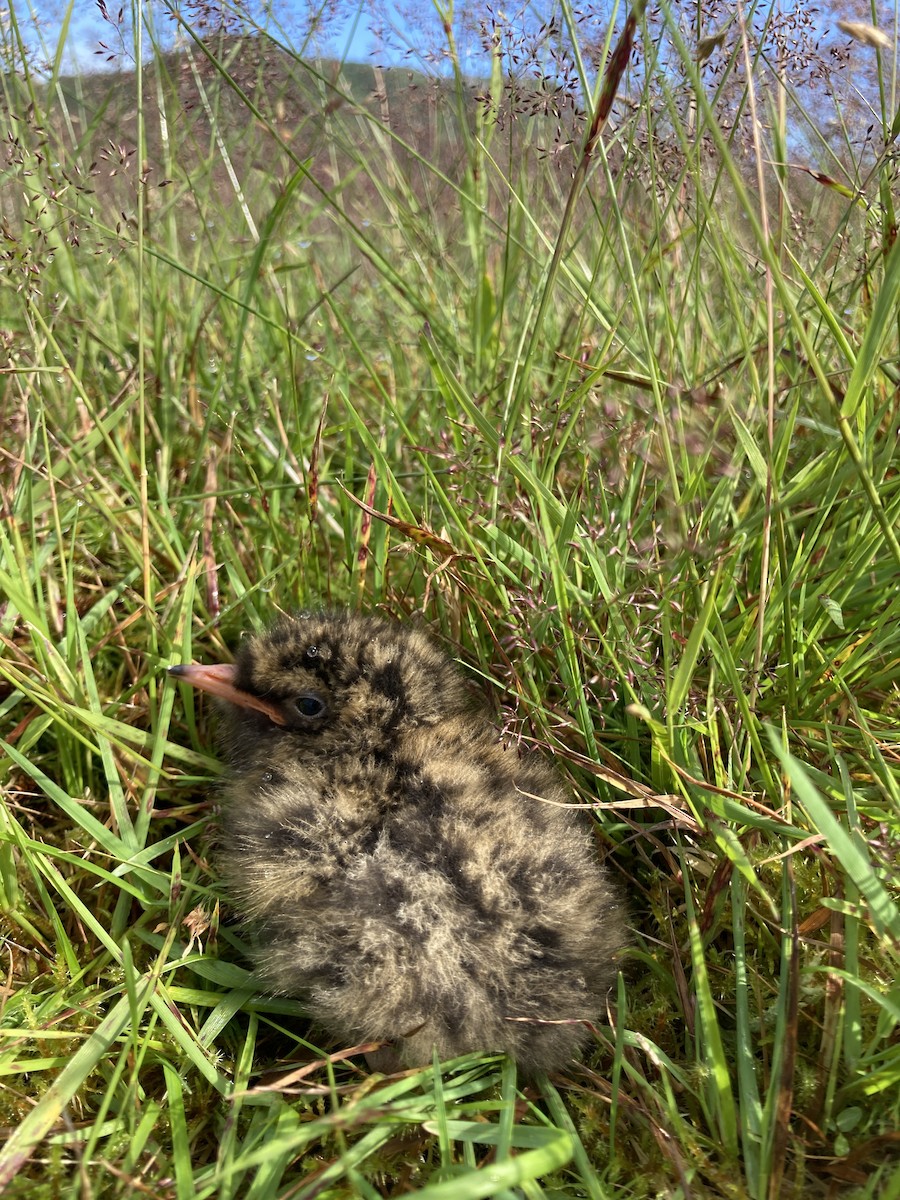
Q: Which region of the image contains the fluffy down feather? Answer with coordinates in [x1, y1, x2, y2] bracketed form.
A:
[171, 611, 625, 1073]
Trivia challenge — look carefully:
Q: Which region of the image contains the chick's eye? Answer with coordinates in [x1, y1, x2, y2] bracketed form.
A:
[294, 693, 327, 719]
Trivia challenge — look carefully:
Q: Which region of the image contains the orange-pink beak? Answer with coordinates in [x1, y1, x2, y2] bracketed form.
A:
[168, 662, 287, 726]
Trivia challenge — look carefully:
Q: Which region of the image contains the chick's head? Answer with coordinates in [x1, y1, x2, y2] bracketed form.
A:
[171, 611, 470, 761]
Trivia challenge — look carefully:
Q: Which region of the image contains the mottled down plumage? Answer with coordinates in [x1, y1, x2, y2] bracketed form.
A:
[170, 611, 625, 1073]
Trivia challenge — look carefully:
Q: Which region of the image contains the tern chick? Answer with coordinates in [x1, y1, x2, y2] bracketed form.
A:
[170, 611, 624, 1073]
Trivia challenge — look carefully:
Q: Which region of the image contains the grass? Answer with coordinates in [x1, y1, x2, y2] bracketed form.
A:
[1, 0, 899, 1196]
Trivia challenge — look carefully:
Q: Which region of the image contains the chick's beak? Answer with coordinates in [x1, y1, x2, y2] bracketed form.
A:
[168, 663, 287, 726]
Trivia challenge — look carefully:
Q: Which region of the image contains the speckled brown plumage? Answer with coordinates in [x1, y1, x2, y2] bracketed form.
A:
[170, 611, 624, 1073]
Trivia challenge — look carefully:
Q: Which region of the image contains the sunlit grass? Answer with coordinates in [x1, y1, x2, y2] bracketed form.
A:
[1, 0, 899, 1196]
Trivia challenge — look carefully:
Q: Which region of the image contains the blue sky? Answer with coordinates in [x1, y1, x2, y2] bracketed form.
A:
[13, 1, 498, 77]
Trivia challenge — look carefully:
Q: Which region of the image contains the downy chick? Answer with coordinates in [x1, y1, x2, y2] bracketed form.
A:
[169, 610, 624, 1073]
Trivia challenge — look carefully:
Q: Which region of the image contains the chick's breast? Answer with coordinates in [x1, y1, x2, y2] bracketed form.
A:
[214, 613, 623, 1073]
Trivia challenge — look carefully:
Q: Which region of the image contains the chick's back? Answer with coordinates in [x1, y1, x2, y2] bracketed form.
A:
[215, 611, 624, 1072]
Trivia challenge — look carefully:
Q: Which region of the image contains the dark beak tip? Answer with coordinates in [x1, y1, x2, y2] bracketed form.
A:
[168, 664, 188, 677]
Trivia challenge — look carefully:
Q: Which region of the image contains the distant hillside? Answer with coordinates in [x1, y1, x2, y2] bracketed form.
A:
[1, 25, 847, 261]
[0, 31, 536, 264]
